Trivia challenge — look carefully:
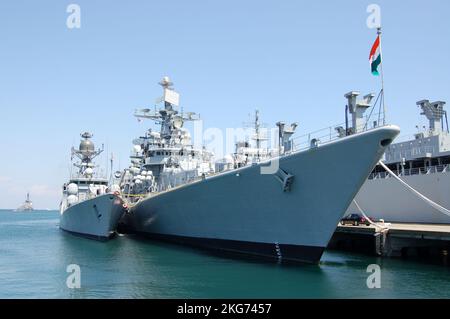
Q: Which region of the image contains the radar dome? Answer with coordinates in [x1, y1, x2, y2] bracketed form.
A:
[133, 145, 142, 153]
[130, 167, 140, 174]
[80, 139, 95, 154]
[67, 183, 78, 195]
[85, 168, 94, 176]
[67, 195, 78, 206]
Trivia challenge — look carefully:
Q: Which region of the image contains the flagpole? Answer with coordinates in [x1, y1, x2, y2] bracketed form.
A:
[377, 27, 386, 125]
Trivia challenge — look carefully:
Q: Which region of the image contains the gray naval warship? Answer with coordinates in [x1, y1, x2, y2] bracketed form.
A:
[60, 132, 126, 241]
[16, 193, 34, 212]
[119, 77, 400, 264]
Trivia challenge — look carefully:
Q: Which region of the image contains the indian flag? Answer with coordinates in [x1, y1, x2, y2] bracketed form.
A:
[369, 35, 382, 76]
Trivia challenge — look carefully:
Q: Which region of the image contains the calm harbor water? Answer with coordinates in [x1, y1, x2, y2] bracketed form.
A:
[0, 209, 449, 299]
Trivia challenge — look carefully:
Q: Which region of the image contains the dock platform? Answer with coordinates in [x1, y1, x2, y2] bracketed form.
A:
[328, 223, 450, 263]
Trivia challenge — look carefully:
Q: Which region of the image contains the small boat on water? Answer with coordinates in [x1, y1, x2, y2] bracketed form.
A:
[59, 132, 126, 241]
[16, 193, 34, 212]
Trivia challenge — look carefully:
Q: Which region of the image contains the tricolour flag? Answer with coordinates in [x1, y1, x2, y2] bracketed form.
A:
[369, 35, 382, 76]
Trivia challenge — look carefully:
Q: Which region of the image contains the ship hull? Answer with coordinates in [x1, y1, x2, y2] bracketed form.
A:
[60, 194, 125, 241]
[123, 126, 400, 264]
[347, 172, 450, 224]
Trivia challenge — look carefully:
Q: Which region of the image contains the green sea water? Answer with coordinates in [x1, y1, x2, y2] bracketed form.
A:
[0, 209, 449, 299]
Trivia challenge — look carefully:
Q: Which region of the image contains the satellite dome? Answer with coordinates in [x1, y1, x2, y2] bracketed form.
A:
[67, 183, 78, 195]
[130, 167, 140, 174]
[133, 145, 142, 153]
[85, 168, 94, 176]
[80, 137, 95, 154]
[67, 195, 78, 206]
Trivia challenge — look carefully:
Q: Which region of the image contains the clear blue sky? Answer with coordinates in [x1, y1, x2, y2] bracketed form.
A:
[1, 0, 449, 209]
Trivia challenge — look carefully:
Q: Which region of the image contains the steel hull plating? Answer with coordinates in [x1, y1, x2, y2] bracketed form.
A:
[124, 126, 400, 263]
[347, 173, 450, 224]
[60, 194, 125, 240]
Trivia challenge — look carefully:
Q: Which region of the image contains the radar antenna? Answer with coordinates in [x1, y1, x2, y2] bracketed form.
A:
[134, 77, 200, 142]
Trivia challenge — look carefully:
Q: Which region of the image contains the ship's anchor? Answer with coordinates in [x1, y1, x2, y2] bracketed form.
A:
[274, 168, 294, 192]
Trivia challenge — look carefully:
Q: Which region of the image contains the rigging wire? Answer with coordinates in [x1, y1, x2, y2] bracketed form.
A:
[378, 161, 450, 217]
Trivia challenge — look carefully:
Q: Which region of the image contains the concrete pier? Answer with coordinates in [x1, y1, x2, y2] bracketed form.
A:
[328, 223, 450, 264]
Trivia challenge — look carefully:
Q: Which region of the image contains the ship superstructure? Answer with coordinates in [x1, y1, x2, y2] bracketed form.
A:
[215, 110, 284, 172]
[120, 77, 214, 201]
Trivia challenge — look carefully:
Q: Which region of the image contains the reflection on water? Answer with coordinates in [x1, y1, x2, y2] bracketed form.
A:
[0, 210, 449, 299]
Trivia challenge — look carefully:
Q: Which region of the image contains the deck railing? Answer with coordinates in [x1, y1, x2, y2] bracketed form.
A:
[369, 164, 450, 180]
[290, 112, 385, 153]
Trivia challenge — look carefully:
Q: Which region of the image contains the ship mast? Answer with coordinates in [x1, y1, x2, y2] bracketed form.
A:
[255, 110, 261, 160]
[377, 27, 387, 125]
[247, 109, 269, 162]
[134, 77, 200, 141]
[71, 132, 103, 177]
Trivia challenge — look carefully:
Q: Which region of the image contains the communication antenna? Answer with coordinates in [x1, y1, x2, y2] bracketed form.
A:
[109, 152, 114, 183]
[243, 109, 269, 160]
